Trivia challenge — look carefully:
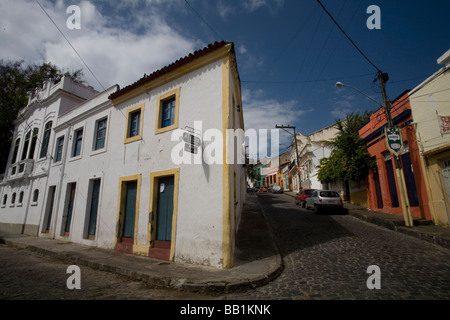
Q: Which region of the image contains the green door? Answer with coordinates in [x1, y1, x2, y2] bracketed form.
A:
[156, 176, 174, 241]
[123, 181, 137, 238]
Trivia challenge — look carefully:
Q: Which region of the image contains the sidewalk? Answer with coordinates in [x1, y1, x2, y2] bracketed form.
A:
[0, 193, 283, 295]
[284, 191, 450, 250]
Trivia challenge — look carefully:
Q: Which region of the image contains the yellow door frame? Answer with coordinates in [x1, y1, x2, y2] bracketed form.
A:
[149, 168, 180, 261]
[115, 174, 141, 248]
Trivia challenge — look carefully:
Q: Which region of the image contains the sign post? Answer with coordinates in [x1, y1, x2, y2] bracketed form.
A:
[385, 126, 414, 227]
[385, 126, 403, 156]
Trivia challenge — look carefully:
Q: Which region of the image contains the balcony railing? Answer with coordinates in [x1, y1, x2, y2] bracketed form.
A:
[8, 159, 34, 180]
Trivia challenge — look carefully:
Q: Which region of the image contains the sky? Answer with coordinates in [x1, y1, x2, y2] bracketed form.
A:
[1, 0, 449, 158]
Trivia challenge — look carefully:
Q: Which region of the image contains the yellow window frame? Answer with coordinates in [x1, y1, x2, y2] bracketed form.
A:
[124, 104, 144, 144]
[155, 88, 180, 135]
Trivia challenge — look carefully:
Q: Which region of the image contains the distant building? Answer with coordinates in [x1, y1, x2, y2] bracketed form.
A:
[290, 124, 339, 193]
[409, 48, 450, 226]
[278, 151, 290, 190]
[0, 42, 246, 269]
[253, 162, 266, 189]
[261, 156, 278, 187]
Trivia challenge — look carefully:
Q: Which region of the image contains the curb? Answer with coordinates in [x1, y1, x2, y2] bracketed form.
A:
[0, 237, 170, 289]
[0, 235, 283, 295]
[351, 212, 450, 250]
[254, 195, 285, 279]
[348, 210, 402, 231]
[0, 195, 285, 295]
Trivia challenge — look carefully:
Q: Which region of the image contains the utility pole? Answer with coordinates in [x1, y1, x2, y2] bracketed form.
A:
[276, 125, 301, 189]
[378, 71, 414, 227]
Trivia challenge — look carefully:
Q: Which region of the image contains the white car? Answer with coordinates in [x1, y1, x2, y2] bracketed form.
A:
[269, 184, 283, 194]
[305, 190, 343, 214]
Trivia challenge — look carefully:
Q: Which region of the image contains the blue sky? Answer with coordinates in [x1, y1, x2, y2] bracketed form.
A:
[1, 0, 449, 157]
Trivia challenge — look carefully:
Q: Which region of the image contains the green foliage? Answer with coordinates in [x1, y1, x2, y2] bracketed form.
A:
[318, 112, 375, 184]
[247, 165, 258, 181]
[0, 60, 83, 172]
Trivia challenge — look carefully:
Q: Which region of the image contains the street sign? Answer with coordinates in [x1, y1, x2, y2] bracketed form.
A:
[182, 128, 202, 155]
[385, 126, 403, 156]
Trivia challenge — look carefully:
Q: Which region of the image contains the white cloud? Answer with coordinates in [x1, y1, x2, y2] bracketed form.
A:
[242, 88, 305, 159]
[217, 0, 236, 19]
[214, 0, 285, 20]
[330, 91, 376, 119]
[237, 45, 248, 55]
[242, 0, 284, 13]
[0, 0, 199, 90]
[330, 106, 353, 120]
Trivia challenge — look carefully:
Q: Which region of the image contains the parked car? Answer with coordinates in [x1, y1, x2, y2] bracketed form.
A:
[305, 190, 343, 214]
[247, 187, 256, 193]
[272, 185, 284, 194]
[258, 186, 268, 192]
[295, 189, 317, 207]
[269, 184, 283, 194]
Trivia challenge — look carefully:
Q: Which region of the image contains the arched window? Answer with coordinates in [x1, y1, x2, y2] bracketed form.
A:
[2, 194, 7, 206]
[40, 121, 53, 159]
[11, 192, 16, 205]
[18, 191, 24, 204]
[32, 189, 39, 203]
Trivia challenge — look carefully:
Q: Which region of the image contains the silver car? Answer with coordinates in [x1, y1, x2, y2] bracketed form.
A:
[270, 184, 283, 194]
[305, 190, 343, 214]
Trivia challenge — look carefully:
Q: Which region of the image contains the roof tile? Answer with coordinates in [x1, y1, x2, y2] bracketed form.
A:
[109, 41, 229, 100]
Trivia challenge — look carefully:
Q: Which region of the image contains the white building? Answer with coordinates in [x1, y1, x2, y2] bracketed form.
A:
[409, 48, 450, 226]
[290, 123, 339, 192]
[0, 42, 246, 269]
[0, 76, 98, 235]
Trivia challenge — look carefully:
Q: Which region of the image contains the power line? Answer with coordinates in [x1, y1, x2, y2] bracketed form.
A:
[242, 73, 375, 84]
[35, 0, 105, 91]
[184, 0, 224, 41]
[287, 5, 325, 100]
[315, 0, 381, 72]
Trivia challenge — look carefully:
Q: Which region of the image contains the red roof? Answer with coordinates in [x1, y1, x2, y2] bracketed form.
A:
[109, 41, 230, 100]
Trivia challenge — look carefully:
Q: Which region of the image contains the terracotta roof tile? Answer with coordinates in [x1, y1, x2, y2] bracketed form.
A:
[109, 41, 229, 100]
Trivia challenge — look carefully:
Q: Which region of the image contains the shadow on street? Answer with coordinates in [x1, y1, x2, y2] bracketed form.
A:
[256, 193, 355, 257]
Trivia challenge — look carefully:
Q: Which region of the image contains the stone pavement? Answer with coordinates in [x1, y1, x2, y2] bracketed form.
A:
[2, 191, 450, 296]
[0, 193, 283, 295]
[284, 191, 450, 250]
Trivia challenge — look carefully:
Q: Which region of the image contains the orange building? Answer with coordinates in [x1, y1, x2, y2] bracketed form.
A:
[359, 91, 432, 220]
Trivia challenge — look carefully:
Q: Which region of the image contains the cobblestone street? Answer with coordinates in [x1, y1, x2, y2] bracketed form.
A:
[226, 193, 450, 300]
[0, 245, 216, 300]
[1, 193, 450, 302]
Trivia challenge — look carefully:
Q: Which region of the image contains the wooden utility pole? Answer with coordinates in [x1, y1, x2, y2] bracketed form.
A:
[378, 71, 414, 227]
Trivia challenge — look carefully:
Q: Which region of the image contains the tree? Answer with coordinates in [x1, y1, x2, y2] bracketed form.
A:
[0, 60, 83, 173]
[317, 112, 375, 201]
